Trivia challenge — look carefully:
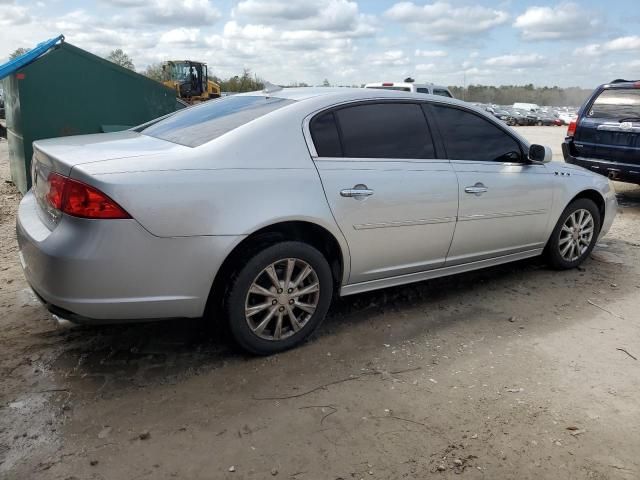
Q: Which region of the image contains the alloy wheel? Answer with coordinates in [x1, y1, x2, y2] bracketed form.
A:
[244, 258, 320, 341]
[558, 209, 594, 262]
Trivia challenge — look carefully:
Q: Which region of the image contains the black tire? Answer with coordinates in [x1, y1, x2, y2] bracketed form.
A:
[545, 198, 601, 269]
[225, 241, 333, 355]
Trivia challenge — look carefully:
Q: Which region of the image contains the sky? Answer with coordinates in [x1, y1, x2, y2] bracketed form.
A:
[1, 0, 639, 88]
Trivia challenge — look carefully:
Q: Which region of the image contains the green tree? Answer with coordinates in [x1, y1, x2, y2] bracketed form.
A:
[106, 49, 135, 70]
[9, 47, 30, 59]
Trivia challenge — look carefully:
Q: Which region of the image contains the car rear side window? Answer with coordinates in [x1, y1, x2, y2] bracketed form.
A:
[430, 104, 522, 162]
[589, 89, 640, 120]
[326, 103, 435, 159]
[417, 88, 430, 94]
[310, 112, 343, 157]
[140, 95, 295, 147]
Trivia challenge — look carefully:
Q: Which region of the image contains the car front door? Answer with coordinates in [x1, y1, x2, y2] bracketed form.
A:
[308, 101, 459, 285]
[426, 103, 554, 266]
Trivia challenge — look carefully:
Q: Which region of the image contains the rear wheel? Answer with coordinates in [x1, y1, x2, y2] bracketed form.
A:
[545, 198, 601, 269]
[225, 241, 333, 355]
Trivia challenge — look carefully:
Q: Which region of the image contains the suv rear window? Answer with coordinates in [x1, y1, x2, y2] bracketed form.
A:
[433, 89, 452, 98]
[140, 95, 294, 147]
[589, 89, 640, 120]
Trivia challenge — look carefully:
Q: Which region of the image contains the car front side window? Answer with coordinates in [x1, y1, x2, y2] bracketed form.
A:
[429, 104, 523, 162]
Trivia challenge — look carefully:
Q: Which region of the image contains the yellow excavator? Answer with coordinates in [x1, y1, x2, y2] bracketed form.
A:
[161, 60, 221, 104]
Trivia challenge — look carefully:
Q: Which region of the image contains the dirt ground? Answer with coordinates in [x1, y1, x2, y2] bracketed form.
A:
[1, 127, 639, 480]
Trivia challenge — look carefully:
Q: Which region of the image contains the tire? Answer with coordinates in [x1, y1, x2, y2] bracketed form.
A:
[545, 198, 601, 269]
[225, 241, 333, 355]
[537, 121, 543, 126]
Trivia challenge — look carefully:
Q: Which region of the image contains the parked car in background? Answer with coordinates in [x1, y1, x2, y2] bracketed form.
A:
[364, 81, 454, 98]
[513, 102, 540, 112]
[563, 79, 640, 183]
[17, 87, 616, 354]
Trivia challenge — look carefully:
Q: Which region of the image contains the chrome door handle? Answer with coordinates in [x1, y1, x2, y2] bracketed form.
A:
[340, 184, 374, 198]
[464, 183, 488, 195]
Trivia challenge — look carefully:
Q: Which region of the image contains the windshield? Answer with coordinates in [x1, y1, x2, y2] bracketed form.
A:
[140, 95, 295, 147]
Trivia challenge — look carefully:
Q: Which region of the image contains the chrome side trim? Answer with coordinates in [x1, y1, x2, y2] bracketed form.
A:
[597, 122, 640, 133]
[353, 216, 455, 230]
[340, 248, 543, 296]
[458, 209, 547, 222]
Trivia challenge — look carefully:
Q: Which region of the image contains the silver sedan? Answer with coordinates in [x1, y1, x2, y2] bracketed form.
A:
[17, 87, 617, 354]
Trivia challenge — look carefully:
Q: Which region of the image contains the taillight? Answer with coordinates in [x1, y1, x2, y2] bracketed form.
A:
[382, 82, 393, 86]
[567, 119, 577, 137]
[45, 173, 131, 219]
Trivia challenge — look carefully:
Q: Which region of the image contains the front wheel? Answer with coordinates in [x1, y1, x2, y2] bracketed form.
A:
[545, 198, 601, 269]
[225, 241, 333, 355]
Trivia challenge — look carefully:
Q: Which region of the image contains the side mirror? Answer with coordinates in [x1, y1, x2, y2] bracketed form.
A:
[528, 144, 552, 163]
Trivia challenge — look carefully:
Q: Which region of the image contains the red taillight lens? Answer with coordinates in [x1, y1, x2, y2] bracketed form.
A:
[382, 82, 394, 86]
[45, 173, 131, 219]
[45, 173, 66, 210]
[567, 119, 577, 137]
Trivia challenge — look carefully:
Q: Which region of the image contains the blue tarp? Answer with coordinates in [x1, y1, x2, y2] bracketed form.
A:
[0, 34, 64, 81]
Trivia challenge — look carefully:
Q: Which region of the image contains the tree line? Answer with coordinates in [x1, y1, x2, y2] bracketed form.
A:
[8, 47, 593, 104]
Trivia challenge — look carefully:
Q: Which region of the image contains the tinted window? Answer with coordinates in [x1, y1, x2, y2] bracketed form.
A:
[310, 112, 342, 157]
[431, 104, 522, 162]
[433, 89, 452, 98]
[140, 95, 294, 147]
[589, 89, 640, 120]
[334, 103, 435, 159]
[417, 88, 430, 94]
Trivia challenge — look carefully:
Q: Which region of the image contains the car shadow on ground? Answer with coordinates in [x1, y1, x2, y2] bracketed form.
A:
[39, 256, 568, 392]
[38, 185, 640, 397]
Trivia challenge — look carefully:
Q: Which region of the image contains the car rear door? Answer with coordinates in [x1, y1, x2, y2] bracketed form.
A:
[308, 101, 459, 284]
[574, 87, 640, 165]
[426, 103, 554, 265]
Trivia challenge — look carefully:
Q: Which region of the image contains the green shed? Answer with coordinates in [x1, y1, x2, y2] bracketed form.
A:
[2, 41, 179, 193]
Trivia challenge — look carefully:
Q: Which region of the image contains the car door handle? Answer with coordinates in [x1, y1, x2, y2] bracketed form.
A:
[464, 183, 488, 195]
[340, 185, 374, 198]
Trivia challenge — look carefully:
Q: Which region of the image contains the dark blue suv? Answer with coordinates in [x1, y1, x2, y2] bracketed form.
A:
[563, 79, 640, 184]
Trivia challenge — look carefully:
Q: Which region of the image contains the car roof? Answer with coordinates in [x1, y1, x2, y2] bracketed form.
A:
[601, 79, 640, 89]
[237, 86, 461, 107]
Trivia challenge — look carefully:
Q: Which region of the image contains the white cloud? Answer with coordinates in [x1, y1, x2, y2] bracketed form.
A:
[233, 0, 377, 35]
[415, 49, 447, 58]
[142, 0, 221, 26]
[485, 53, 547, 67]
[605, 36, 640, 51]
[159, 28, 201, 45]
[574, 35, 640, 56]
[385, 2, 509, 41]
[514, 3, 602, 40]
[367, 49, 410, 67]
[0, 3, 30, 26]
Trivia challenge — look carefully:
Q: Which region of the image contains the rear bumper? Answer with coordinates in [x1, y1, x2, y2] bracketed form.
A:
[563, 141, 640, 184]
[17, 190, 242, 322]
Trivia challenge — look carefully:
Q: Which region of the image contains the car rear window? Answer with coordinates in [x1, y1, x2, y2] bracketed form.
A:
[589, 89, 640, 120]
[140, 95, 295, 147]
[311, 102, 435, 159]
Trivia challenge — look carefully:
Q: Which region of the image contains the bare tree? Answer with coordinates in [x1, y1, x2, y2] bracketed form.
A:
[143, 62, 165, 82]
[106, 49, 135, 70]
[9, 47, 30, 60]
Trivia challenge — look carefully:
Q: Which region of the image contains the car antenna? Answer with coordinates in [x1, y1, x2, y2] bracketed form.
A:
[262, 81, 283, 97]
